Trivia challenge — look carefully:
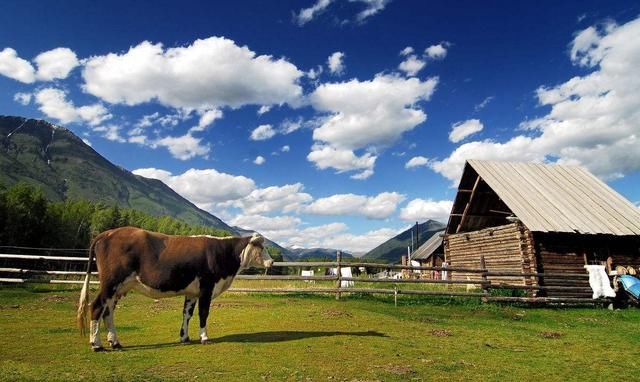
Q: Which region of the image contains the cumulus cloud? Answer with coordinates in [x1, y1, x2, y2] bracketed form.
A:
[190, 109, 223, 132]
[250, 124, 276, 141]
[474, 96, 494, 111]
[307, 74, 437, 178]
[284, 223, 399, 253]
[305, 191, 405, 219]
[82, 37, 303, 110]
[327, 51, 345, 75]
[0, 48, 35, 83]
[257, 105, 271, 115]
[399, 198, 453, 223]
[449, 119, 483, 143]
[405, 156, 430, 169]
[93, 124, 125, 143]
[254, 155, 266, 165]
[34, 87, 112, 126]
[230, 214, 302, 239]
[307, 144, 376, 179]
[400, 46, 414, 56]
[281, 145, 291, 152]
[133, 167, 256, 211]
[34, 47, 79, 81]
[230, 183, 312, 215]
[353, 0, 392, 23]
[424, 43, 448, 60]
[398, 55, 426, 76]
[13, 92, 32, 105]
[154, 133, 210, 160]
[431, 17, 640, 184]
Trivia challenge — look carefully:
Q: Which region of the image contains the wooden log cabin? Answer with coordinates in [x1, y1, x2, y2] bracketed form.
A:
[444, 160, 640, 297]
[411, 230, 445, 279]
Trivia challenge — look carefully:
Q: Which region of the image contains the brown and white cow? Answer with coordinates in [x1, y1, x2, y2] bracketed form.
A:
[76, 226, 273, 351]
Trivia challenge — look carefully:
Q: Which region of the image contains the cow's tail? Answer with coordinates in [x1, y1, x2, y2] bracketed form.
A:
[77, 237, 98, 336]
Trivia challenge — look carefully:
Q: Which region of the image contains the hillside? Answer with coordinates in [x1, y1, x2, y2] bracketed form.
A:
[0, 115, 235, 233]
[363, 220, 446, 263]
[287, 247, 354, 260]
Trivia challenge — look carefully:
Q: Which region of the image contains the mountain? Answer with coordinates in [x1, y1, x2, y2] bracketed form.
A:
[287, 247, 354, 260]
[0, 115, 236, 233]
[363, 220, 446, 263]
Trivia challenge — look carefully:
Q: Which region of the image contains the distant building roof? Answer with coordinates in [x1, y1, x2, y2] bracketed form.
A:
[448, 160, 640, 235]
[412, 230, 445, 260]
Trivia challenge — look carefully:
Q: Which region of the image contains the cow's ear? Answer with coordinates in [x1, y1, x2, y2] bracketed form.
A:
[250, 233, 264, 245]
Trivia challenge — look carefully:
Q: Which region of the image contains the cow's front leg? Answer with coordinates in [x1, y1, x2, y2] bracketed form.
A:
[179, 297, 197, 343]
[198, 287, 213, 344]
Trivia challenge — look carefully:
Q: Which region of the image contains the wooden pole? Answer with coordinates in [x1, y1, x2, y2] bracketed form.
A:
[480, 255, 489, 303]
[335, 250, 342, 300]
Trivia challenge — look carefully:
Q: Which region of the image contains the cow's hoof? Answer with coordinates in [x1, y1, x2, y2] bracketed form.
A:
[201, 338, 210, 345]
[92, 345, 105, 352]
[180, 337, 190, 344]
[110, 342, 123, 350]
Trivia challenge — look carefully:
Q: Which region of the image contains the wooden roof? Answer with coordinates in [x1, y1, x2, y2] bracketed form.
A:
[411, 230, 445, 260]
[447, 160, 640, 235]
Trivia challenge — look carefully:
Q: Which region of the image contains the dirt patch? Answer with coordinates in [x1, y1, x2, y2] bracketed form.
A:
[384, 365, 414, 375]
[0, 304, 20, 310]
[321, 309, 353, 318]
[214, 302, 269, 309]
[41, 294, 67, 303]
[539, 331, 562, 338]
[431, 329, 452, 337]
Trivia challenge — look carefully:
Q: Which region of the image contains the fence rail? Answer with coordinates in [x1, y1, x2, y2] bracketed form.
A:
[0, 251, 612, 306]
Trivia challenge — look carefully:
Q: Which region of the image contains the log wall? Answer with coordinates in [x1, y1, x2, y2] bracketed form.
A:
[445, 223, 537, 287]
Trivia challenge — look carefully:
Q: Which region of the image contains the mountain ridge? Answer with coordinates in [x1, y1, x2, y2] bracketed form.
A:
[363, 220, 446, 263]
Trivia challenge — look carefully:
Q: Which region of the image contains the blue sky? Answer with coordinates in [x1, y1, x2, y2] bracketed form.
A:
[1, 1, 640, 253]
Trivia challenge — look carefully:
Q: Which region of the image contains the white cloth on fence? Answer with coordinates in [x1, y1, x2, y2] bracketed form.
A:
[584, 265, 616, 299]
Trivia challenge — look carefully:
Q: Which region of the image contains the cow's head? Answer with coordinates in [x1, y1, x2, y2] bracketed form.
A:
[240, 233, 274, 269]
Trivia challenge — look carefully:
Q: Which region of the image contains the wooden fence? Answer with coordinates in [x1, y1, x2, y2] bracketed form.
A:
[0, 249, 613, 306]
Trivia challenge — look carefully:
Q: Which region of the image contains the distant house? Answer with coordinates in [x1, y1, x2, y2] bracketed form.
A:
[411, 230, 445, 279]
[444, 160, 640, 297]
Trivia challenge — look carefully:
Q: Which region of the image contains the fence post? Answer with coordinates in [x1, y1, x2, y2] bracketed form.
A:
[335, 250, 342, 300]
[480, 255, 489, 303]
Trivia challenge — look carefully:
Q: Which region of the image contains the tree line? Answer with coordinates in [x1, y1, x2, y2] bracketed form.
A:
[0, 182, 233, 249]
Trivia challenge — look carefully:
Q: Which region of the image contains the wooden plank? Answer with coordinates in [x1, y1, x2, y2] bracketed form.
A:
[456, 175, 481, 233]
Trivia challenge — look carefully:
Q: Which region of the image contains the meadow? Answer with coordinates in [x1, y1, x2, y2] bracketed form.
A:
[0, 285, 638, 382]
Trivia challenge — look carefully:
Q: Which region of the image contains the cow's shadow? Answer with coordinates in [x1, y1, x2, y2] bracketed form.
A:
[123, 330, 387, 351]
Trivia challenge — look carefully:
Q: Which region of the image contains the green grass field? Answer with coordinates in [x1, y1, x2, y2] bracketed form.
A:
[0, 285, 638, 382]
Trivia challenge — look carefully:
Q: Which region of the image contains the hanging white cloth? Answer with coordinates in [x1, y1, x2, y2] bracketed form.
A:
[584, 265, 616, 299]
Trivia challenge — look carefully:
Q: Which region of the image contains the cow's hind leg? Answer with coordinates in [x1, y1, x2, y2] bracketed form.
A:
[103, 297, 122, 349]
[179, 297, 197, 343]
[198, 288, 213, 344]
[89, 292, 109, 351]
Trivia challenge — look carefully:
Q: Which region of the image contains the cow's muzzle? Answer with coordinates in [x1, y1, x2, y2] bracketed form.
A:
[264, 259, 274, 268]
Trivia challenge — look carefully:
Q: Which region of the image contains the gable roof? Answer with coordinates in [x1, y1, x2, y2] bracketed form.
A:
[411, 230, 445, 260]
[448, 160, 640, 235]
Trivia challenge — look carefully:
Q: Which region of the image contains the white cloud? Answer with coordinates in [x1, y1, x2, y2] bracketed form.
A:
[82, 37, 303, 110]
[306, 65, 323, 80]
[327, 51, 345, 75]
[284, 223, 399, 253]
[231, 183, 313, 215]
[254, 155, 266, 165]
[250, 124, 276, 141]
[280, 117, 305, 134]
[257, 105, 271, 115]
[449, 119, 483, 143]
[294, 0, 333, 26]
[431, 17, 640, 183]
[230, 214, 302, 239]
[133, 167, 256, 210]
[308, 74, 437, 178]
[191, 109, 222, 132]
[305, 191, 405, 219]
[155, 133, 210, 160]
[398, 55, 426, 76]
[424, 43, 448, 60]
[474, 96, 494, 111]
[405, 156, 429, 169]
[34, 47, 79, 81]
[34, 87, 112, 126]
[353, 0, 391, 23]
[93, 124, 125, 143]
[399, 198, 453, 223]
[0, 48, 35, 83]
[307, 144, 376, 179]
[13, 92, 32, 105]
[400, 46, 414, 56]
[281, 145, 291, 152]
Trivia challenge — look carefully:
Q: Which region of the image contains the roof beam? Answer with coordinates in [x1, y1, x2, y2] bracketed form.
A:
[456, 175, 481, 233]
